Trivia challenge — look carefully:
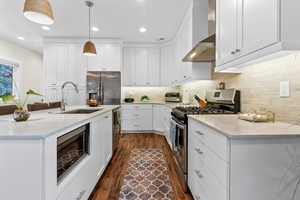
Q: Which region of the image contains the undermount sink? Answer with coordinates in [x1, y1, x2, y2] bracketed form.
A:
[62, 109, 102, 114]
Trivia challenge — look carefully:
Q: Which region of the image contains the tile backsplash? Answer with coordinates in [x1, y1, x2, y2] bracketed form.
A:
[122, 53, 300, 123]
[214, 53, 300, 123]
[122, 87, 180, 102]
[187, 52, 300, 123]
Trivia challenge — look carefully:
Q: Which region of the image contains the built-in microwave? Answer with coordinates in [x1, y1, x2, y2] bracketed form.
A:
[57, 124, 90, 182]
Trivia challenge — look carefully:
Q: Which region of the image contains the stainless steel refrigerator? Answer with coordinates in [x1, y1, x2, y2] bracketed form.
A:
[87, 72, 121, 105]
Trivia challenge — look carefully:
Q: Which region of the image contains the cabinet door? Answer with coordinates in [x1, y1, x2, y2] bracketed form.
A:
[87, 45, 105, 71]
[88, 44, 121, 71]
[138, 110, 153, 130]
[153, 107, 164, 132]
[44, 44, 58, 87]
[44, 44, 67, 87]
[123, 47, 136, 86]
[90, 115, 105, 178]
[66, 44, 87, 86]
[160, 45, 173, 86]
[147, 48, 160, 86]
[216, 0, 238, 65]
[180, 13, 193, 81]
[102, 113, 113, 163]
[135, 48, 148, 86]
[241, 0, 279, 55]
[102, 44, 121, 71]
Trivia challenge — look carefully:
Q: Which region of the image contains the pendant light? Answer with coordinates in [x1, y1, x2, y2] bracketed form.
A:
[83, 1, 97, 56]
[23, 0, 54, 25]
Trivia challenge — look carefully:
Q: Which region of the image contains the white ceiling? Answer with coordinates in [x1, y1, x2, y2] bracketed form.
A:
[0, 0, 192, 53]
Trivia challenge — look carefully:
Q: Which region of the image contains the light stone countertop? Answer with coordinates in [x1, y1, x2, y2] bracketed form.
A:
[0, 105, 120, 140]
[188, 114, 300, 138]
[121, 101, 189, 108]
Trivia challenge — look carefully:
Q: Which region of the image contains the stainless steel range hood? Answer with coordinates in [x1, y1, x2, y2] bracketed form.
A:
[183, 0, 216, 62]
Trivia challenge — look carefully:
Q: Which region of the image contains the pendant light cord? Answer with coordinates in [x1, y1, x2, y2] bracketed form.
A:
[89, 6, 91, 40]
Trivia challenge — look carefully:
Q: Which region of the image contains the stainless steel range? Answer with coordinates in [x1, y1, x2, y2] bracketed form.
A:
[170, 89, 240, 192]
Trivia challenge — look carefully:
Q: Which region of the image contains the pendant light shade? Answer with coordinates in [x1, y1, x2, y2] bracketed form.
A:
[83, 41, 97, 56]
[23, 0, 54, 25]
[83, 1, 97, 56]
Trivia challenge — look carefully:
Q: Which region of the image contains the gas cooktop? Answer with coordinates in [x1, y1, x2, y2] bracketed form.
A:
[175, 105, 235, 115]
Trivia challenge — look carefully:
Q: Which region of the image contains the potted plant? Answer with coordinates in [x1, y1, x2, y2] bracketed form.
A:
[0, 89, 42, 122]
[140, 95, 150, 102]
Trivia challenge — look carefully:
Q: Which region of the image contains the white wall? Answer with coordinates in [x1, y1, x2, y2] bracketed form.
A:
[0, 39, 43, 103]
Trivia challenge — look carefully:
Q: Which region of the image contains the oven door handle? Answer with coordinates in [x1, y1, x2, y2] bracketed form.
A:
[170, 119, 185, 150]
[171, 119, 185, 130]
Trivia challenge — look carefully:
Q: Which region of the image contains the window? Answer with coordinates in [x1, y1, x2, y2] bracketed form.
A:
[0, 64, 13, 96]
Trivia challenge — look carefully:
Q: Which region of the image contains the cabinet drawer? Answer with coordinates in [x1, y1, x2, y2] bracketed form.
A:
[122, 104, 153, 110]
[121, 110, 140, 120]
[57, 162, 92, 200]
[191, 163, 227, 200]
[121, 119, 140, 130]
[190, 138, 228, 188]
[189, 119, 228, 161]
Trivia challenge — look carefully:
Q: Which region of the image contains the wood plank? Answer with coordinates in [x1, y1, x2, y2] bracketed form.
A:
[89, 133, 193, 200]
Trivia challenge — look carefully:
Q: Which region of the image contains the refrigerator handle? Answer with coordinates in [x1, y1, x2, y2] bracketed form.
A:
[101, 80, 104, 104]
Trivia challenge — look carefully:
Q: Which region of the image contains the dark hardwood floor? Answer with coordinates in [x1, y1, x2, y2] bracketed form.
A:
[89, 133, 193, 200]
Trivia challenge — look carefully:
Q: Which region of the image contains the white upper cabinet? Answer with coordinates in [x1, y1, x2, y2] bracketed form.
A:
[216, 0, 300, 72]
[66, 44, 87, 86]
[122, 47, 136, 86]
[160, 44, 177, 86]
[216, 0, 238, 65]
[122, 46, 160, 87]
[241, 0, 279, 55]
[147, 48, 160, 86]
[87, 43, 121, 72]
[135, 48, 148, 86]
[173, 1, 211, 83]
[44, 43, 87, 87]
[44, 44, 68, 87]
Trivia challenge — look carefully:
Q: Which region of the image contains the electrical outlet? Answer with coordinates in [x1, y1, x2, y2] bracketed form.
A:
[280, 81, 290, 97]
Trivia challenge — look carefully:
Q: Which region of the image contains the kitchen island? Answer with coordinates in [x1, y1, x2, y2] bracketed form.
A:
[0, 105, 119, 200]
[188, 115, 300, 200]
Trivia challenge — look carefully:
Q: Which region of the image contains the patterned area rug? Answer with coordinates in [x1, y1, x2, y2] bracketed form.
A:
[119, 148, 175, 200]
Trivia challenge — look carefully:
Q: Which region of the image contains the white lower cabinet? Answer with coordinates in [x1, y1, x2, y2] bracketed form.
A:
[57, 113, 113, 200]
[188, 117, 300, 200]
[121, 104, 172, 148]
[188, 118, 228, 200]
[153, 105, 165, 133]
[121, 104, 153, 131]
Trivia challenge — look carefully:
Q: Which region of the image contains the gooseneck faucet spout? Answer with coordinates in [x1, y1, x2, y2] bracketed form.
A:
[61, 81, 79, 111]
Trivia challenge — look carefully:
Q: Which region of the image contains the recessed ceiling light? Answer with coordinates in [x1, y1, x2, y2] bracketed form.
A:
[17, 36, 25, 41]
[41, 26, 50, 31]
[139, 27, 147, 33]
[92, 26, 99, 32]
[136, 0, 145, 3]
[157, 37, 165, 41]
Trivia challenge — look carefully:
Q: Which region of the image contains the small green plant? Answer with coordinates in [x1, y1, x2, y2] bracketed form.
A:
[140, 95, 150, 101]
[0, 89, 42, 110]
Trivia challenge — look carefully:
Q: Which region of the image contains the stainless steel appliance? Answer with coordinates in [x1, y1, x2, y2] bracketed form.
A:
[57, 124, 90, 182]
[112, 107, 121, 153]
[170, 89, 240, 192]
[165, 92, 182, 103]
[183, 0, 216, 62]
[87, 72, 121, 105]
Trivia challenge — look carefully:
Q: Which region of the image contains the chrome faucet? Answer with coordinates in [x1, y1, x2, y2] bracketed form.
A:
[61, 81, 79, 111]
